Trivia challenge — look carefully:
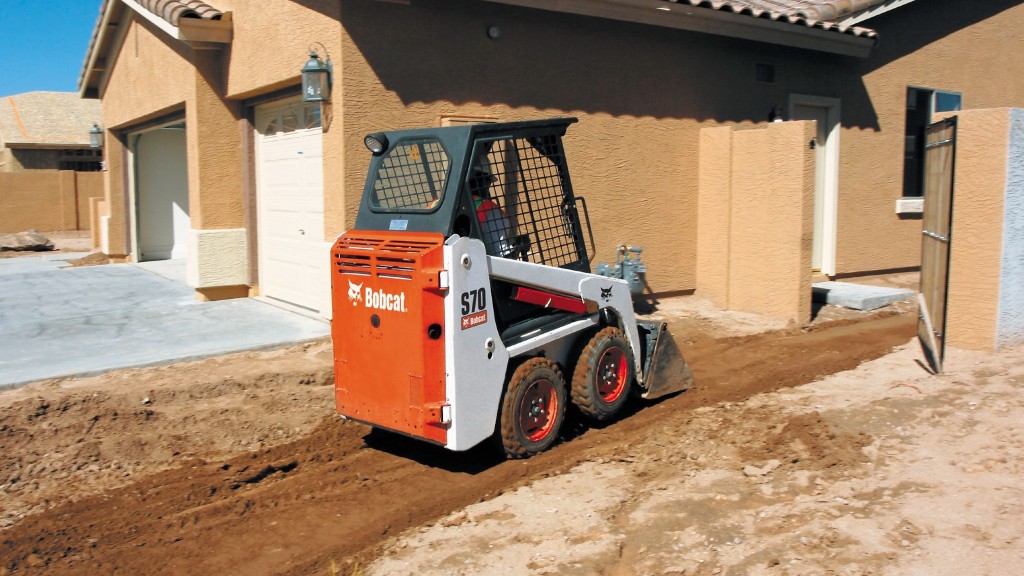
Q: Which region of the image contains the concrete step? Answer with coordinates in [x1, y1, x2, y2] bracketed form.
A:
[812, 281, 914, 311]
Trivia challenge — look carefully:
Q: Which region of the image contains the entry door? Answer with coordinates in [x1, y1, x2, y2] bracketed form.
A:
[135, 126, 190, 261]
[791, 96, 840, 275]
[255, 100, 325, 311]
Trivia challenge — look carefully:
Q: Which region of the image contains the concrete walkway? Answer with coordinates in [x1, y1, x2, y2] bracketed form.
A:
[0, 254, 330, 389]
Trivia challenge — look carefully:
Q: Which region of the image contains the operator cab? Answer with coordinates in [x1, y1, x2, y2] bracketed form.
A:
[354, 118, 589, 269]
[353, 118, 592, 331]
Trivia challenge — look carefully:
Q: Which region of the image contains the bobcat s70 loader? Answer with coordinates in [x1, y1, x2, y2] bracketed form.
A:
[331, 118, 693, 458]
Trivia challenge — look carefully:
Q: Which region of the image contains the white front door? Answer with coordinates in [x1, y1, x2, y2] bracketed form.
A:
[255, 100, 325, 311]
[135, 126, 189, 261]
[790, 95, 841, 276]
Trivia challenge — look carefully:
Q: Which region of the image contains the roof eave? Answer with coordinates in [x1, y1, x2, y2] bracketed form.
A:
[79, 0, 120, 99]
[121, 0, 232, 45]
[483, 0, 877, 57]
[78, 1, 233, 99]
[6, 142, 94, 150]
[837, 0, 917, 27]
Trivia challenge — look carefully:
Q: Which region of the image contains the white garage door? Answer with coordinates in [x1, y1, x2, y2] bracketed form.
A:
[255, 100, 326, 312]
[135, 125, 189, 261]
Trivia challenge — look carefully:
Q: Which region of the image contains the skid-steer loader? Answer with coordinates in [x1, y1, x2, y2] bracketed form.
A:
[331, 118, 693, 458]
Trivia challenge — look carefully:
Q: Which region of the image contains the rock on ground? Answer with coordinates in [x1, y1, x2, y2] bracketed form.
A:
[0, 230, 54, 252]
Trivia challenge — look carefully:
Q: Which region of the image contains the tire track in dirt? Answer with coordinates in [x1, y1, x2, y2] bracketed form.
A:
[1, 313, 916, 575]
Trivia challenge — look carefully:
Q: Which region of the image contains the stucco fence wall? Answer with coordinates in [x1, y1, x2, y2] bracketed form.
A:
[695, 120, 816, 325]
[0, 171, 104, 233]
[945, 108, 1024, 351]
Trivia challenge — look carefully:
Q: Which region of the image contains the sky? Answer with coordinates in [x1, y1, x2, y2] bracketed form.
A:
[0, 0, 106, 97]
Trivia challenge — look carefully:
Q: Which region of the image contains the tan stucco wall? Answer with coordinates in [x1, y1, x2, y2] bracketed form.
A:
[836, 1, 1024, 275]
[944, 108, 1010, 351]
[696, 122, 815, 323]
[334, 0, 782, 293]
[88, 0, 1024, 300]
[101, 15, 193, 128]
[98, 14, 196, 258]
[99, 13, 247, 259]
[0, 170, 101, 233]
[217, 0, 340, 100]
[75, 172, 104, 230]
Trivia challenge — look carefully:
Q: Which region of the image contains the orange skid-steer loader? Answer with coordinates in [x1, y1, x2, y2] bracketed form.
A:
[331, 118, 693, 458]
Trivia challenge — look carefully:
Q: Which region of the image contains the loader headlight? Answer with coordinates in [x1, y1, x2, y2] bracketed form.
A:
[364, 133, 389, 155]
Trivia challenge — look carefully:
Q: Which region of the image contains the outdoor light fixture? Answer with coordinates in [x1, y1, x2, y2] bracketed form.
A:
[364, 132, 389, 155]
[88, 123, 104, 148]
[301, 42, 333, 103]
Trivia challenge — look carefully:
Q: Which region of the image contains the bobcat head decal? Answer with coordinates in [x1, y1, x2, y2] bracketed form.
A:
[600, 286, 613, 301]
[347, 280, 364, 306]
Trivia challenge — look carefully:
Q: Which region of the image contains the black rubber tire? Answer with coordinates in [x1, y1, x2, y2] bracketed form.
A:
[571, 326, 635, 422]
[498, 357, 567, 459]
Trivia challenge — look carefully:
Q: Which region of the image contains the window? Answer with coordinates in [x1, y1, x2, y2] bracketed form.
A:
[256, 102, 322, 136]
[903, 87, 961, 197]
[370, 139, 450, 211]
[58, 148, 103, 172]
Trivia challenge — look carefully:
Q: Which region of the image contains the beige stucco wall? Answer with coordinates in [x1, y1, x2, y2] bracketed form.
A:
[98, 13, 196, 258]
[87, 0, 1024, 301]
[75, 172, 104, 230]
[0, 170, 101, 233]
[696, 122, 815, 323]
[944, 108, 1009, 351]
[334, 0, 780, 293]
[99, 13, 247, 259]
[836, 1, 1024, 275]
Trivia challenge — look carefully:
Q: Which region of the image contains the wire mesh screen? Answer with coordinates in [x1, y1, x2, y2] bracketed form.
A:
[472, 135, 585, 269]
[371, 139, 449, 210]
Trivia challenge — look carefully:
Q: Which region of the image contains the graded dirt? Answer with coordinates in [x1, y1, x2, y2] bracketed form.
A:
[1, 302, 949, 575]
[6, 287, 1024, 576]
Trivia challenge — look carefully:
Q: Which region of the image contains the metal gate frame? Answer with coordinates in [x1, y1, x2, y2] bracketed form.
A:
[918, 116, 957, 373]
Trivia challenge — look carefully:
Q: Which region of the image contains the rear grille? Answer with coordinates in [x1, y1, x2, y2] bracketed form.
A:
[333, 232, 443, 281]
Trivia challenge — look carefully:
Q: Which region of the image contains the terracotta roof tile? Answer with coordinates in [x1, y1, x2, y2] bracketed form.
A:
[656, 0, 882, 37]
[0, 92, 102, 148]
[134, 0, 223, 26]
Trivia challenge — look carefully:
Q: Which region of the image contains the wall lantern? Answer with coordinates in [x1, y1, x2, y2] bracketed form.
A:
[88, 123, 104, 148]
[301, 43, 333, 103]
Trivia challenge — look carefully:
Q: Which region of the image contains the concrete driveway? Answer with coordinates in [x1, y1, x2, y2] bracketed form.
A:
[0, 254, 330, 389]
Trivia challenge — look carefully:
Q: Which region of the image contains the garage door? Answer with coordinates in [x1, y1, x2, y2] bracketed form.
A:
[134, 125, 189, 261]
[255, 100, 325, 311]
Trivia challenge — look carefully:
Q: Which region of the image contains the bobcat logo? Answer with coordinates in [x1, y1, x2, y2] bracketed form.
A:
[347, 280, 364, 306]
[600, 286, 613, 301]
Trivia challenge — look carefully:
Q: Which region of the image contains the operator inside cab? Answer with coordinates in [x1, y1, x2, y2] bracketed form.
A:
[469, 156, 513, 257]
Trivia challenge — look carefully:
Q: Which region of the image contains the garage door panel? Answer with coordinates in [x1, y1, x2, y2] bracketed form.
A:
[256, 100, 325, 312]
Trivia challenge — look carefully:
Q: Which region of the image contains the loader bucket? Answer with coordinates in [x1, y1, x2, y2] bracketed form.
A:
[637, 321, 695, 400]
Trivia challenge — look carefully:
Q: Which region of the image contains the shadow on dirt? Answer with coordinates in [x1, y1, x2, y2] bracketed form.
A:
[362, 427, 507, 473]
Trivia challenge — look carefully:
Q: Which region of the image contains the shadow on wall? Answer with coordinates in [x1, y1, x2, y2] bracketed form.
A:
[297, 0, 881, 129]
[855, 0, 1022, 74]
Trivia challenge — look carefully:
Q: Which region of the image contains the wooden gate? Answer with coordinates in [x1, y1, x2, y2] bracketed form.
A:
[918, 117, 957, 373]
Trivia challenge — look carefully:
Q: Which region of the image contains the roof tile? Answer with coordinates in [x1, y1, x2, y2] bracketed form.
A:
[657, 0, 882, 37]
[135, 0, 223, 26]
[0, 92, 102, 147]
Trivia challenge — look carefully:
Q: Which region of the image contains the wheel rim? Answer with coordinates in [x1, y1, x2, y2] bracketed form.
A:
[519, 378, 558, 442]
[596, 347, 628, 403]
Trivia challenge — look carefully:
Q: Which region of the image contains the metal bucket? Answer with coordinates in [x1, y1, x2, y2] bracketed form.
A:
[637, 321, 695, 400]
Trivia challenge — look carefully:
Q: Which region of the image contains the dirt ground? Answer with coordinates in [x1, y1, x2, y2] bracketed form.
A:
[2, 278, 1022, 575]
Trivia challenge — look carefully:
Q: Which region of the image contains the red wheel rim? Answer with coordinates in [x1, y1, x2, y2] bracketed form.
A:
[596, 347, 628, 403]
[519, 378, 558, 442]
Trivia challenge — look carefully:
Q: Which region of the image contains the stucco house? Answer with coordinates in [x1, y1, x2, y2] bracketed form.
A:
[0, 92, 104, 233]
[78, 0, 1024, 319]
[0, 92, 102, 173]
